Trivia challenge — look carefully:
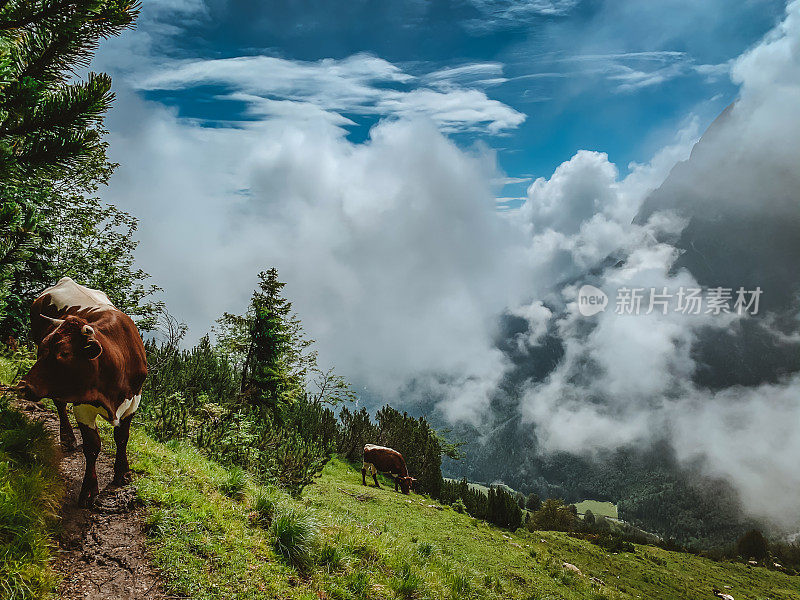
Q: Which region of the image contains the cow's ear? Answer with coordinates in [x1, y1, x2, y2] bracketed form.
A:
[83, 339, 102, 360]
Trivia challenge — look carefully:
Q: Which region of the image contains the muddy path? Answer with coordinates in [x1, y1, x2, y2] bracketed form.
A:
[18, 401, 168, 600]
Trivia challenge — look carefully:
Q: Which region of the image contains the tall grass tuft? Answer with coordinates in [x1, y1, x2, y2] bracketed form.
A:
[448, 572, 472, 599]
[270, 506, 317, 570]
[218, 466, 247, 500]
[390, 563, 424, 599]
[251, 487, 277, 526]
[417, 541, 436, 559]
[346, 571, 371, 598]
[317, 542, 345, 572]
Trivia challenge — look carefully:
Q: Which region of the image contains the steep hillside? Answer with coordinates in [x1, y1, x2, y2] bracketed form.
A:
[3, 343, 799, 599]
[126, 427, 800, 600]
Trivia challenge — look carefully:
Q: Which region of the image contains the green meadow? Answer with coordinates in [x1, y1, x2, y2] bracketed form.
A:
[125, 429, 800, 600]
[574, 501, 619, 520]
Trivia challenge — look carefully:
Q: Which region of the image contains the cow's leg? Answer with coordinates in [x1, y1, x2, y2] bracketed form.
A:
[54, 400, 77, 452]
[74, 404, 107, 506]
[77, 423, 100, 506]
[362, 467, 367, 486]
[112, 414, 133, 486]
[372, 471, 380, 488]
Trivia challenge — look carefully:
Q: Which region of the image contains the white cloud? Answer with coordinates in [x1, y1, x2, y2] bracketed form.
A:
[671, 376, 800, 526]
[494, 176, 532, 185]
[732, 0, 800, 96]
[102, 85, 531, 421]
[516, 0, 800, 527]
[510, 300, 552, 348]
[464, 0, 579, 32]
[235, 118, 530, 415]
[424, 62, 506, 85]
[375, 88, 525, 133]
[137, 53, 525, 134]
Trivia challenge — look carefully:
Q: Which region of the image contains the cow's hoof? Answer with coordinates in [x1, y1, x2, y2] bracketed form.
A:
[112, 471, 132, 486]
[78, 492, 96, 508]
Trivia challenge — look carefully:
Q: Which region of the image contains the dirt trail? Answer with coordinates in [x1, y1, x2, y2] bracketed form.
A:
[18, 401, 168, 600]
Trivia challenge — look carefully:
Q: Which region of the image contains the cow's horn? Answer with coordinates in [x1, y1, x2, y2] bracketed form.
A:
[81, 325, 94, 336]
[41, 315, 65, 326]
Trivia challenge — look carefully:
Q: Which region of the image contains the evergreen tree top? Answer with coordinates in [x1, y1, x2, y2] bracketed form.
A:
[0, 1, 139, 180]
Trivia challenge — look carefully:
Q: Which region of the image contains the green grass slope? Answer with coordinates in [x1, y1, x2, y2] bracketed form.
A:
[0, 355, 62, 600]
[124, 428, 800, 600]
[574, 501, 618, 520]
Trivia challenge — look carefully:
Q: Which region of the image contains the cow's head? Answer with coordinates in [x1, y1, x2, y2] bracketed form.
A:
[399, 476, 417, 495]
[21, 315, 102, 401]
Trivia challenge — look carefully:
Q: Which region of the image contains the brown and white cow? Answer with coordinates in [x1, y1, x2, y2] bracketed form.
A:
[362, 444, 416, 494]
[21, 277, 147, 506]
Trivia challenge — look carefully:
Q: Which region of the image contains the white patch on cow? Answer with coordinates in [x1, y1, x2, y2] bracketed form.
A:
[364, 444, 392, 453]
[114, 393, 141, 426]
[362, 461, 400, 479]
[41, 277, 114, 311]
[73, 403, 110, 429]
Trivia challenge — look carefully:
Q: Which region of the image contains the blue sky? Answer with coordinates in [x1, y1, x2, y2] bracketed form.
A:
[128, 0, 786, 200]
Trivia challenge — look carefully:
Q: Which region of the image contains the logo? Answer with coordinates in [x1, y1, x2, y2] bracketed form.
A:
[578, 284, 608, 316]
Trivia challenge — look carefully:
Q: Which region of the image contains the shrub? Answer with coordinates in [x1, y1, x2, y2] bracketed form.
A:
[525, 493, 542, 512]
[736, 529, 769, 561]
[270, 506, 317, 570]
[218, 466, 247, 500]
[266, 427, 331, 497]
[527, 498, 578, 532]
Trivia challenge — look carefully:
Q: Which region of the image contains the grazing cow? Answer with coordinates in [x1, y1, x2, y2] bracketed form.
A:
[21, 277, 147, 506]
[361, 444, 416, 494]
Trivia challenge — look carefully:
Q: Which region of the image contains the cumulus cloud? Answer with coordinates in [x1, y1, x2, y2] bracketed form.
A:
[102, 84, 530, 421]
[236, 118, 530, 412]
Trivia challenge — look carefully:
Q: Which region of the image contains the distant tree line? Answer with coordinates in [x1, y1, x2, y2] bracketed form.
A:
[447, 418, 757, 550]
[438, 478, 524, 530]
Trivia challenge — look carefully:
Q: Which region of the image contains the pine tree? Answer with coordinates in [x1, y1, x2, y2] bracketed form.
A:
[237, 268, 314, 410]
[526, 492, 542, 512]
[0, 1, 141, 335]
[0, 1, 139, 179]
